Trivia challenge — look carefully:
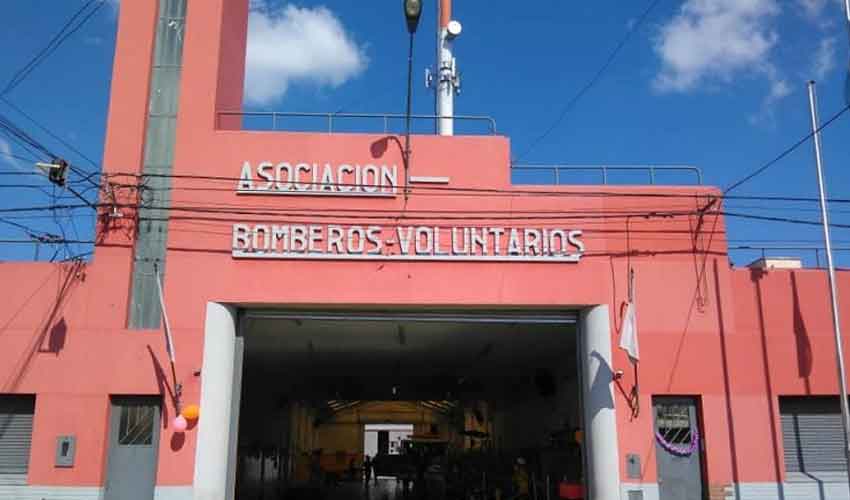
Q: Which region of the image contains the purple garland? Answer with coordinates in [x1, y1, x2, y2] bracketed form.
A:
[655, 425, 699, 457]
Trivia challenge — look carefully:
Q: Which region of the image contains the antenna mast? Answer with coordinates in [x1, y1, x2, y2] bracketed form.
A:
[432, 0, 461, 136]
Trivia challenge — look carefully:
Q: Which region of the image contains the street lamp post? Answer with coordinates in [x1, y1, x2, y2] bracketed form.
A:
[403, 0, 422, 200]
[808, 81, 850, 495]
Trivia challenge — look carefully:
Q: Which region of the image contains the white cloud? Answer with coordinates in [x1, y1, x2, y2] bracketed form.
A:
[653, 0, 781, 92]
[244, 2, 368, 105]
[0, 137, 30, 173]
[768, 78, 792, 102]
[813, 36, 837, 79]
[747, 65, 792, 123]
[797, 0, 828, 18]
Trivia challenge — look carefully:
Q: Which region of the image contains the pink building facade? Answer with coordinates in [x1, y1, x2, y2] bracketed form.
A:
[0, 1, 849, 499]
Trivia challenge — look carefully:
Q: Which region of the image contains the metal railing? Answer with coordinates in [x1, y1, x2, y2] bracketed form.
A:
[730, 245, 850, 269]
[511, 164, 704, 185]
[217, 111, 498, 135]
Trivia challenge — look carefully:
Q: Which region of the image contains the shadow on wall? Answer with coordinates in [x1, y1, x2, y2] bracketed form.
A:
[146, 345, 180, 447]
[790, 272, 813, 393]
[588, 351, 614, 420]
[748, 266, 786, 499]
[714, 260, 742, 496]
[39, 317, 67, 355]
[2, 261, 84, 392]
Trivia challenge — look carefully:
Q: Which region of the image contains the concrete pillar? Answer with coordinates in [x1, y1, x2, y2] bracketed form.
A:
[225, 336, 244, 497]
[580, 305, 621, 500]
[194, 303, 238, 500]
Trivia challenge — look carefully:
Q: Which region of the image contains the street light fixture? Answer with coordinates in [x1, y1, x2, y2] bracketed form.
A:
[404, 0, 422, 34]
[402, 0, 422, 201]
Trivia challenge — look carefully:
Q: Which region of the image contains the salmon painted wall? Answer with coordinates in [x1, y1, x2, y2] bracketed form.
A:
[1, 0, 849, 494]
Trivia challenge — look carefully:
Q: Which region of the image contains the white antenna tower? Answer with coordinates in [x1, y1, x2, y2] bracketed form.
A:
[426, 0, 461, 136]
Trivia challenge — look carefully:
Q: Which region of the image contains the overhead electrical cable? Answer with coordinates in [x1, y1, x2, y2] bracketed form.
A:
[110, 171, 850, 204]
[513, 0, 666, 162]
[0, 216, 56, 239]
[723, 103, 850, 194]
[1, 0, 107, 97]
[1, 97, 101, 176]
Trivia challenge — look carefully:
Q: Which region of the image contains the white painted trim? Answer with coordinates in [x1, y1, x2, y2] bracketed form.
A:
[233, 250, 581, 263]
[733, 481, 850, 500]
[620, 481, 850, 500]
[409, 176, 450, 184]
[579, 305, 621, 500]
[194, 303, 238, 500]
[0, 485, 192, 500]
[0, 486, 103, 499]
[155, 486, 194, 500]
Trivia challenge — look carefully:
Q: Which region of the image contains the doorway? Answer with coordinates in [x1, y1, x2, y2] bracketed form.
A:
[233, 309, 584, 500]
[104, 396, 161, 500]
[364, 424, 414, 459]
[653, 396, 705, 500]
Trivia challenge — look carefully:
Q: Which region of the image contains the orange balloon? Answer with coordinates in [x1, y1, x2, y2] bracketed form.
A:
[182, 404, 200, 420]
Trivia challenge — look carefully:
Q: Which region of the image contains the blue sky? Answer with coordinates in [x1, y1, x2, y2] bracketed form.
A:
[1, 0, 849, 266]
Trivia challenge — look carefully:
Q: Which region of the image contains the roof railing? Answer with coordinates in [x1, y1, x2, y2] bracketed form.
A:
[217, 111, 498, 135]
[511, 164, 704, 186]
[730, 245, 850, 269]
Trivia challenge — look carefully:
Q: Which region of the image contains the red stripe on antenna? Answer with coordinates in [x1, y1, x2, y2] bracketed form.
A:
[440, 0, 451, 27]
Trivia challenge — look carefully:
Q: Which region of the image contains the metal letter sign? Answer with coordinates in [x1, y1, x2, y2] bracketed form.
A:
[230, 162, 585, 263]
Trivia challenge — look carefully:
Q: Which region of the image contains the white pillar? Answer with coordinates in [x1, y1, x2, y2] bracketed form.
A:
[225, 336, 244, 497]
[580, 305, 621, 500]
[194, 302, 238, 500]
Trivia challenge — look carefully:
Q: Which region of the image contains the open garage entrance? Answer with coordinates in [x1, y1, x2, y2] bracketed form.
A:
[233, 310, 586, 500]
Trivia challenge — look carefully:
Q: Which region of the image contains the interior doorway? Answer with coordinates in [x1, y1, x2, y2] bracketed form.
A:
[364, 424, 414, 458]
[233, 309, 584, 500]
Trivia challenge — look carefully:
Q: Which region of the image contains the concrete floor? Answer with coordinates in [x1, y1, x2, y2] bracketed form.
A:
[325, 479, 438, 500]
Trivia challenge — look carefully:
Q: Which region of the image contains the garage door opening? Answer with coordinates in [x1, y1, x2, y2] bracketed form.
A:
[233, 311, 584, 500]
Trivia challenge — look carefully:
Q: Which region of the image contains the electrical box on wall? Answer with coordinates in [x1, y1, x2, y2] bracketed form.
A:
[55, 435, 76, 467]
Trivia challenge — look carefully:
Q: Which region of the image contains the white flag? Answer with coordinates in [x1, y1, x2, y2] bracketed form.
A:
[619, 301, 639, 363]
[155, 268, 176, 363]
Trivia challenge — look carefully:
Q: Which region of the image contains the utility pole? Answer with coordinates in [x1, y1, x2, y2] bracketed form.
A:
[807, 81, 850, 493]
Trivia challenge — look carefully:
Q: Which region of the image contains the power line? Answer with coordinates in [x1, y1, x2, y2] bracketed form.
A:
[722, 211, 850, 229]
[1, 97, 101, 175]
[724, 103, 850, 194]
[0, 216, 50, 237]
[2, 0, 107, 96]
[112, 170, 850, 204]
[0, 150, 39, 164]
[0, 112, 53, 158]
[0, 238, 93, 245]
[513, 0, 665, 162]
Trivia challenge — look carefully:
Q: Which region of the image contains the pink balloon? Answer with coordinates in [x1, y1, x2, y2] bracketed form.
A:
[173, 415, 188, 432]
